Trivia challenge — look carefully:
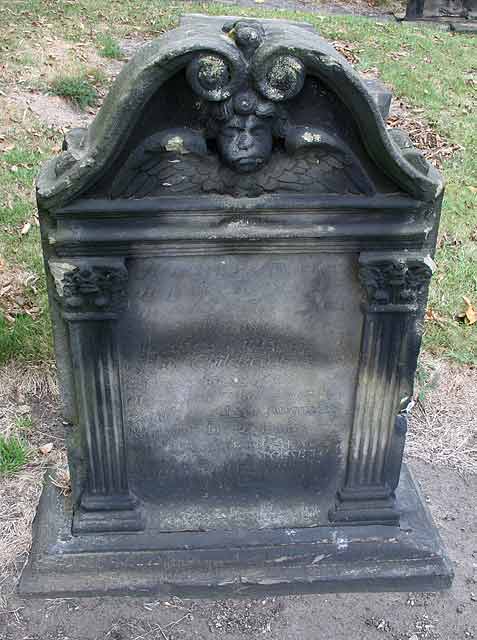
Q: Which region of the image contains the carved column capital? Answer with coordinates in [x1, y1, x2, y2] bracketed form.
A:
[359, 253, 435, 312]
[50, 260, 127, 320]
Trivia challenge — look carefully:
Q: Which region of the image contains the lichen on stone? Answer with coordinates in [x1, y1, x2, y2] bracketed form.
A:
[303, 131, 322, 143]
[165, 136, 186, 153]
[49, 262, 77, 296]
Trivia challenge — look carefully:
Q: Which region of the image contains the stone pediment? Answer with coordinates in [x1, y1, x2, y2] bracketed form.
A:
[37, 15, 443, 210]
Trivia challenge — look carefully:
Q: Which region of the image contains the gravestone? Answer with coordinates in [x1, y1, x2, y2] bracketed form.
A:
[404, 0, 477, 25]
[20, 14, 453, 597]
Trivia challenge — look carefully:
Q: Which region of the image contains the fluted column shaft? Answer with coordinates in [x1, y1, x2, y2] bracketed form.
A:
[52, 260, 143, 534]
[331, 252, 434, 525]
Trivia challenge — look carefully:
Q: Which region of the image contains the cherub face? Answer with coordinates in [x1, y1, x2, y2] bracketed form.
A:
[216, 114, 273, 174]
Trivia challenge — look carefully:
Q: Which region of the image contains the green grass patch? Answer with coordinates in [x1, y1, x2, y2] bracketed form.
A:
[97, 33, 123, 59]
[15, 415, 33, 431]
[49, 74, 98, 109]
[415, 357, 439, 402]
[0, 125, 55, 365]
[0, 434, 30, 476]
[0, 311, 52, 367]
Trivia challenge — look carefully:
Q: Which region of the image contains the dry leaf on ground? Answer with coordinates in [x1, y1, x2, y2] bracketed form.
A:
[425, 308, 447, 327]
[331, 41, 361, 65]
[20, 221, 31, 235]
[50, 465, 71, 497]
[38, 442, 54, 455]
[0, 262, 41, 321]
[388, 100, 462, 168]
[456, 296, 477, 325]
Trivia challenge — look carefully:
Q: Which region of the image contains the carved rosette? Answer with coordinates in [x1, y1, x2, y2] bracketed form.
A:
[186, 53, 246, 101]
[253, 54, 306, 101]
[185, 20, 306, 107]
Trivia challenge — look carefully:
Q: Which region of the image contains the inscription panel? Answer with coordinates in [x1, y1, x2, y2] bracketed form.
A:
[120, 253, 363, 519]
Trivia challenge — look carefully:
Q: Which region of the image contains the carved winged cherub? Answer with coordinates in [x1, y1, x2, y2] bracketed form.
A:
[111, 20, 375, 199]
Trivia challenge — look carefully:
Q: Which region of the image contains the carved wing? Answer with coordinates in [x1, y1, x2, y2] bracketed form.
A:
[258, 147, 375, 196]
[303, 147, 373, 195]
[110, 130, 222, 198]
[267, 126, 376, 196]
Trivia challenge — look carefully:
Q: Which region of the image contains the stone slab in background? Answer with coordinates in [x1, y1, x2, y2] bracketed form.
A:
[404, 0, 477, 24]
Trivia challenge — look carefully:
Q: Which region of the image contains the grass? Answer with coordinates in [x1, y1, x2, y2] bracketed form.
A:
[0, 1, 476, 365]
[0, 314, 51, 366]
[97, 33, 123, 59]
[49, 74, 98, 110]
[0, 434, 30, 476]
[0, 127, 56, 366]
[407, 358, 477, 474]
[15, 415, 33, 431]
[415, 357, 439, 403]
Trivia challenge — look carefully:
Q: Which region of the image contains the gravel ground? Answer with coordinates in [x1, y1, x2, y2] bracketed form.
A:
[0, 460, 475, 640]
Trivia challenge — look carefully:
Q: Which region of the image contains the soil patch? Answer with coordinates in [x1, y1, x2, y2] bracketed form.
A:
[7, 91, 94, 131]
[408, 357, 477, 474]
[205, 0, 399, 18]
[0, 461, 475, 640]
[3, 36, 125, 133]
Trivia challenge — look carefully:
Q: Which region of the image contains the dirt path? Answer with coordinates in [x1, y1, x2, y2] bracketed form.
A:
[0, 460, 475, 640]
[205, 0, 397, 17]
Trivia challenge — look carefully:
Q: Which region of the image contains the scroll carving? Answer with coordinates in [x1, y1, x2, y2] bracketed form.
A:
[111, 20, 375, 199]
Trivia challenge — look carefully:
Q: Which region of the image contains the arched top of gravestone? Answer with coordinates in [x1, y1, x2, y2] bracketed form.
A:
[37, 15, 443, 210]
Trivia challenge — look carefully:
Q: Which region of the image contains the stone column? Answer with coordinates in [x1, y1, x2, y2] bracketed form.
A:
[51, 260, 143, 534]
[331, 252, 434, 525]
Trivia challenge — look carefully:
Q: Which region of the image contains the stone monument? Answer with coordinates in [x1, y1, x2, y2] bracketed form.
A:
[20, 14, 453, 597]
[404, 0, 477, 27]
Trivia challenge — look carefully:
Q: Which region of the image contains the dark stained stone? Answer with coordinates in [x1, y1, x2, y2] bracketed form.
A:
[404, 0, 477, 22]
[20, 14, 452, 598]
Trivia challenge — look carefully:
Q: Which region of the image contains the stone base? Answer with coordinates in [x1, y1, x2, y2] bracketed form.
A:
[401, 14, 477, 29]
[449, 22, 477, 32]
[19, 465, 453, 598]
[73, 491, 144, 534]
[72, 505, 144, 535]
[330, 492, 399, 525]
